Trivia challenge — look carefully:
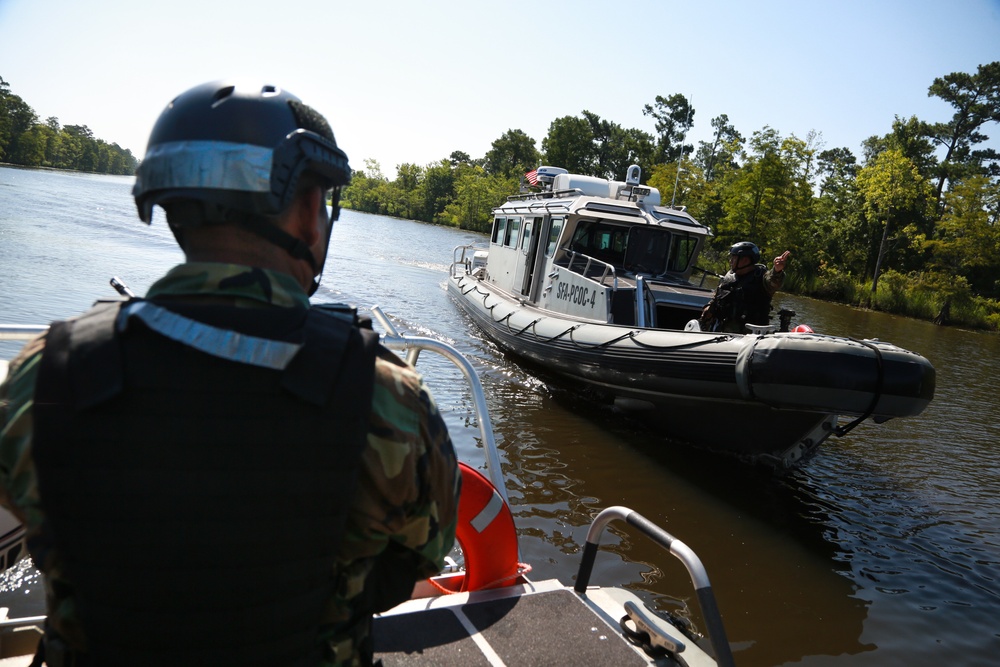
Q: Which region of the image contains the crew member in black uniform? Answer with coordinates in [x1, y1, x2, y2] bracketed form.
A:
[699, 242, 792, 333]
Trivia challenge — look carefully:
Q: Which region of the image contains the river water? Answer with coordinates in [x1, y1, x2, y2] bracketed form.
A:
[1, 166, 998, 665]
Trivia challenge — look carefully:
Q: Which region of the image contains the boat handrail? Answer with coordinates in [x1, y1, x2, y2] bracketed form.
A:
[0, 325, 49, 341]
[368, 306, 508, 504]
[691, 265, 722, 288]
[563, 250, 618, 291]
[642, 274, 699, 288]
[574, 506, 734, 667]
[506, 187, 581, 203]
[450, 244, 475, 278]
[499, 200, 573, 215]
[0, 614, 45, 630]
[635, 275, 650, 328]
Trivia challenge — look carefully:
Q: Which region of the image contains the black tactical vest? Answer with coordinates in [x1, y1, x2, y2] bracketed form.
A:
[714, 265, 772, 330]
[32, 299, 378, 667]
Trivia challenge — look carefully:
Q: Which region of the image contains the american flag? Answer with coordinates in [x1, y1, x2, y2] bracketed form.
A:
[524, 169, 538, 186]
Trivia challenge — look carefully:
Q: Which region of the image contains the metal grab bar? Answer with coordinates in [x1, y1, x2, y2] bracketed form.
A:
[0, 615, 45, 630]
[369, 306, 508, 505]
[0, 325, 49, 341]
[565, 249, 618, 290]
[450, 244, 475, 278]
[636, 275, 648, 328]
[574, 506, 734, 667]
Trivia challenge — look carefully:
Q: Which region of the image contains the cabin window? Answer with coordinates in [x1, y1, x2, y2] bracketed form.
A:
[505, 216, 521, 248]
[624, 227, 671, 275]
[546, 217, 564, 257]
[521, 219, 534, 250]
[492, 217, 507, 245]
[667, 232, 699, 272]
[570, 220, 628, 266]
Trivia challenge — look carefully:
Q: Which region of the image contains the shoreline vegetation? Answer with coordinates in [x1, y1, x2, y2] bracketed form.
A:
[5, 67, 998, 332]
[0, 161, 135, 176]
[0, 76, 138, 176]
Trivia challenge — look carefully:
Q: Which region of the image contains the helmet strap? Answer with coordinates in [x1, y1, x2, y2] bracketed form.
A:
[237, 214, 319, 275]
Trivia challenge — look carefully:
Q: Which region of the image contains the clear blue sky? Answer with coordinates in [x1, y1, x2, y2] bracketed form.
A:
[2, 0, 999, 178]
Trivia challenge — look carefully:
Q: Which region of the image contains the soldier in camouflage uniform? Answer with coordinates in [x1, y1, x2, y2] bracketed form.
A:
[0, 82, 459, 667]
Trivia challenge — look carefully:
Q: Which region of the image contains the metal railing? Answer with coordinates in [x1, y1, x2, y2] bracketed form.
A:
[450, 244, 475, 278]
[564, 249, 618, 290]
[575, 506, 734, 667]
[0, 325, 48, 341]
[369, 306, 507, 503]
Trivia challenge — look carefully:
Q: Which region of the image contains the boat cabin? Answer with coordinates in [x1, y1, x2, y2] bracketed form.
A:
[481, 165, 715, 330]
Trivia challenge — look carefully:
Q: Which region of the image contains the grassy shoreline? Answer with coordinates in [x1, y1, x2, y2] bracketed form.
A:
[786, 271, 1000, 333]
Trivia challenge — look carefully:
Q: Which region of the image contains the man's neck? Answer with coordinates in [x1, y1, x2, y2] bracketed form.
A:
[183, 224, 313, 292]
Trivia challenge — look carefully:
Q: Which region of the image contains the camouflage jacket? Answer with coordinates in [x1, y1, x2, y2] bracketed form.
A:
[0, 263, 460, 666]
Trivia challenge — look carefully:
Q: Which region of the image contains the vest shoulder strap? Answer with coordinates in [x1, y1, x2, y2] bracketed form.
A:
[36, 300, 126, 412]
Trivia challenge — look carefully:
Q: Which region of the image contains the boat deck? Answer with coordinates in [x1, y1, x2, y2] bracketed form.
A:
[0, 583, 688, 666]
[374, 579, 701, 666]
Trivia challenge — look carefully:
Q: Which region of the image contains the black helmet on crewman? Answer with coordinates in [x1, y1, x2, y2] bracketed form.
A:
[729, 241, 760, 264]
[132, 80, 351, 227]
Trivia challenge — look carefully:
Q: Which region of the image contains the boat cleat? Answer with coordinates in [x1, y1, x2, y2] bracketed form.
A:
[621, 600, 687, 656]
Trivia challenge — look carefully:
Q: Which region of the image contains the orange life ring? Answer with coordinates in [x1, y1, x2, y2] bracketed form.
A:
[455, 462, 520, 591]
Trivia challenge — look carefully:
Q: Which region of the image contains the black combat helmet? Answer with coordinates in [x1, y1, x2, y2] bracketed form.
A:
[729, 241, 760, 264]
[132, 81, 351, 294]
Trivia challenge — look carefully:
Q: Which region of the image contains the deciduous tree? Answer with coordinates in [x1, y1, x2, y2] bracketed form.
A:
[694, 114, 743, 181]
[484, 129, 539, 177]
[421, 159, 455, 222]
[856, 147, 931, 292]
[642, 94, 694, 164]
[926, 61, 1000, 207]
[580, 110, 656, 181]
[542, 115, 595, 176]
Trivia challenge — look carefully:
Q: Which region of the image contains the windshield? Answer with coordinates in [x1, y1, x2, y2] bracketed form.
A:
[567, 220, 697, 276]
[623, 226, 671, 274]
[569, 220, 628, 265]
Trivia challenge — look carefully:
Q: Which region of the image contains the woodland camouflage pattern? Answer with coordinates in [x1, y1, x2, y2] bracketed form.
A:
[0, 263, 460, 667]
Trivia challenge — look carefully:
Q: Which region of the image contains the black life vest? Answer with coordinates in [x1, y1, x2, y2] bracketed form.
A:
[713, 265, 773, 331]
[31, 298, 378, 667]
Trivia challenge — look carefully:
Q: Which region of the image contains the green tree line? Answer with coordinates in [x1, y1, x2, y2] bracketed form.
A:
[342, 63, 1000, 331]
[0, 76, 138, 175]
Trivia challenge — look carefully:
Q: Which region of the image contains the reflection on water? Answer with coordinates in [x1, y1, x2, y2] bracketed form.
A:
[2, 169, 999, 665]
[511, 392, 876, 665]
